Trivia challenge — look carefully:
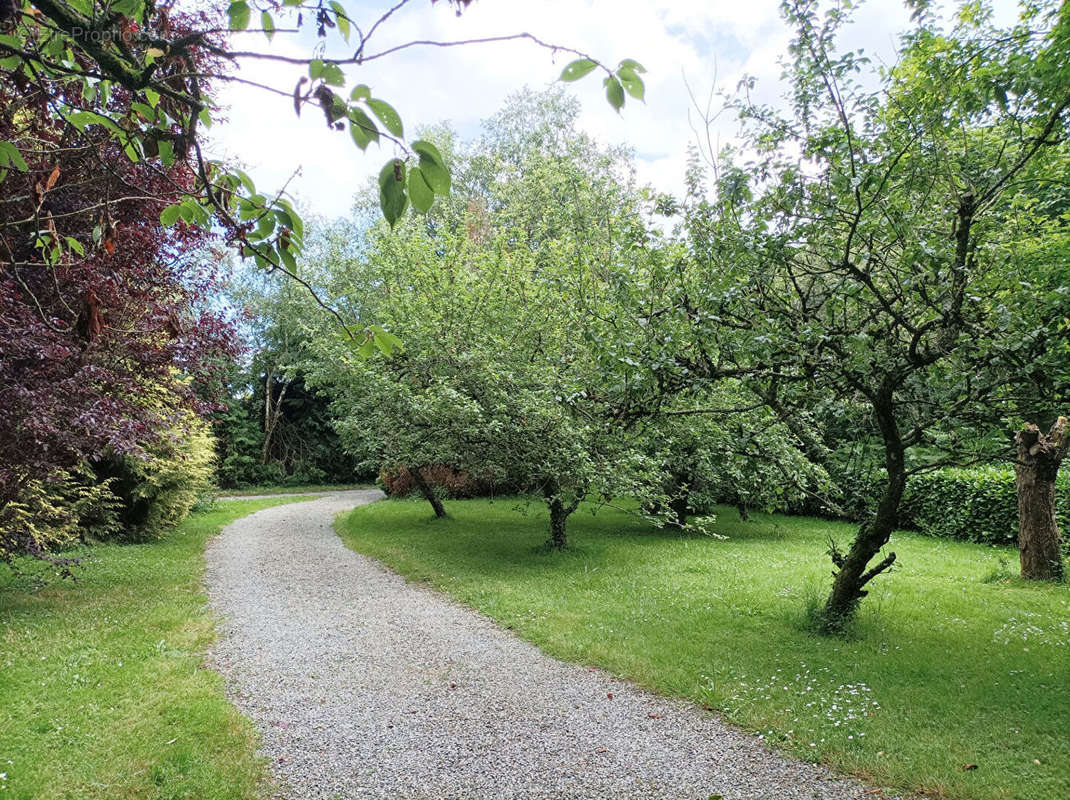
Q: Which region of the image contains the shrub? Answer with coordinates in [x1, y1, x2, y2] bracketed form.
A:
[789, 462, 1069, 546]
[0, 465, 121, 570]
[93, 414, 217, 542]
[902, 466, 1070, 546]
[378, 465, 507, 499]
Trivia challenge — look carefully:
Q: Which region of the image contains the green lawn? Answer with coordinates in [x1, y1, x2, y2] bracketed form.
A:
[0, 497, 307, 800]
[337, 498, 1070, 800]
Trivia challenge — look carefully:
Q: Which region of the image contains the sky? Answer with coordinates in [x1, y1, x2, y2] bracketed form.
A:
[207, 0, 1019, 220]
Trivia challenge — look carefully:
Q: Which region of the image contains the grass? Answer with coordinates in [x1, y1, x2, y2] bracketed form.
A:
[215, 483, 371, 497]
[337, 498, 1070, 800]
[0, 497, 309, 800]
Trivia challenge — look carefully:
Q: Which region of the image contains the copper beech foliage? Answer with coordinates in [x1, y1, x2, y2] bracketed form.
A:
[0, 9, 239, 560]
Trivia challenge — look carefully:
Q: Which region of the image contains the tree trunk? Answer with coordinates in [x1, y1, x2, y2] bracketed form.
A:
[409, 466, 446, 518]
[1016, 417, 1068, 581]
[544, 482, 580, 549]
[737, 502, 750, 522]
[261, 372, 290, 466]
[821, 394, 902, 634]
[261, 369, 273, 464]
[668, 494, 690, 527]
[548, 496, 569, 549]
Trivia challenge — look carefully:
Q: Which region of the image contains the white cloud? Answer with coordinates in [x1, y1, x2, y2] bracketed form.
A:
[208, 0, 1020, 218]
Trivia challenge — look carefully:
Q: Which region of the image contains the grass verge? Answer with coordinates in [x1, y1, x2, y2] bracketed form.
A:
[337, 498, 1070, 800]
[0, 497, 307, 800]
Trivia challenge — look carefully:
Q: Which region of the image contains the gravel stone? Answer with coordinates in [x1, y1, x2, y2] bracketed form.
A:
[205, 490, 908, 800]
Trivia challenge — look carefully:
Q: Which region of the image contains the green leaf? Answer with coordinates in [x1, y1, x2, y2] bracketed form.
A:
[367, 98, 403, 138]
[618, 58, 646, 73]
[157, 138, 174, 167]
[227, 1, 251, 32]
[411, 140, 450, 195]
[277, 198, 304, 238]
[370, 325, 403, 355]
[145, 88, 161, 108]
[0, 140, 28, 172]
[357, 336, 377, 359]
[255, 213, 276, 241]
[350, 84, 371, 102]
[408, 166, 434, 212]
[160, 203, 183, 226]
[233, 168, 257, 193]
[261, 11, 275, 41]
[617, 67, 644, 101]
[604, 75, 625, 112]
[111, 0, 142, 15]
[123, 139, 142, 163]
[130, 102, 155, 120]
[320, 62, 345, 87]
[348, 107, 380, 151]
[378, 159, 408, 227]
[330, 1, 350, 41]
[65, 237, 85, 257]
[278, 246, 298, 273]
[309, 59, 324, 80]
[560, 58, 598, 82]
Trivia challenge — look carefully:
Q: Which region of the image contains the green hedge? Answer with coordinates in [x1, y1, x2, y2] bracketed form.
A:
[902, 466, 1070, 546]
[787, 463, 1069, 546]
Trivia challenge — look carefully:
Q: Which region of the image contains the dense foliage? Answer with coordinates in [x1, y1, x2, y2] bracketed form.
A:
[674, 0, 1070, 628]
[0, 10, 237, 564]
[302, 89, 815, 543]
[904, 467, 1070, 546]
[0, 0, 640, 322]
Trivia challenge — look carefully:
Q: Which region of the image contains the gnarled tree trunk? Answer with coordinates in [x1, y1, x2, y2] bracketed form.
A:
[409, 466, 446, 518]
[1016, 417, 1067, 581]
[820, 392, 901, 634]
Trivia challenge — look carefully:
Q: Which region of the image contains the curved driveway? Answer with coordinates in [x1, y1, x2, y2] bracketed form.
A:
[206, 490, 897, 800]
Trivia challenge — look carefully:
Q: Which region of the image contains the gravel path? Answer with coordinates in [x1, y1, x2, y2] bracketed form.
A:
[205, 490, 900, 800]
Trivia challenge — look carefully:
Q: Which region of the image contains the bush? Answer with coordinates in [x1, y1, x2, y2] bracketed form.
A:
[902, 466, 1070, 546]
[379, 465, 507, 499]
[0, 465, 121, 570]
[93, 414, 217, 542]
[789, 461, 1069, 546]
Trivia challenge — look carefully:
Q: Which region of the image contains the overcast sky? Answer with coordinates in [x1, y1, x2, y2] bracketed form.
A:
[207, 0, 1018, 219]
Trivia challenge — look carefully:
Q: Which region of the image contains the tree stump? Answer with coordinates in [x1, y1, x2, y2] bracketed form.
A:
[1015, 417, 1068, 581]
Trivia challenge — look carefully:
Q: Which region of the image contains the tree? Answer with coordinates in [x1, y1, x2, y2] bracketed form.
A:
[0, 0, 644, 342]
[0, 16, 238, 562]
[683, 0, 1070, 631]
[305, 90, 683, 545]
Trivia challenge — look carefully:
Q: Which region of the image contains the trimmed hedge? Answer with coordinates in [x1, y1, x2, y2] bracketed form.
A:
[792, 464, 1069, 546]
[902, 466, 1070, 546]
